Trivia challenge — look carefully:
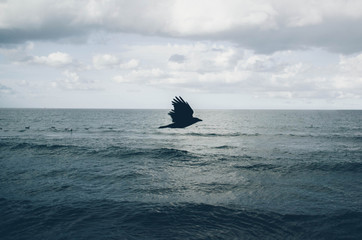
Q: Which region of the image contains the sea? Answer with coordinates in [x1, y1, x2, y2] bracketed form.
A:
[0, 109, 361, 239]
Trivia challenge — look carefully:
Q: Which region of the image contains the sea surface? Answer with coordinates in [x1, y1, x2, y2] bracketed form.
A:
[0, 109, 361, 239]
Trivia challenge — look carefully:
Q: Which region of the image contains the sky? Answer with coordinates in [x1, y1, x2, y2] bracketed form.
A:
[1, 0, 362, 109]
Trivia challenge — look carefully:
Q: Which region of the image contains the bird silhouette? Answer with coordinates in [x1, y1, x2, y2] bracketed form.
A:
[159, 96, 202, 128]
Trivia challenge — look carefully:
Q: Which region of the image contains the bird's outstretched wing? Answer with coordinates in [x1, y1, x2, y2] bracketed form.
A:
[168, 96, 194, 123]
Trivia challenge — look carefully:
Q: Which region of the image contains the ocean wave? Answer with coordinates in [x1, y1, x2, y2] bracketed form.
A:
[234, 163, 280, 171]
[290, 161, 362, 173]
[153, 148, 196, 159]
[213, 145, 237, 149]
[93, 145, 145, 158]
[94, 146, 200, 162]
[10, 142, 68, 150]
[0, 141, 92, 158]
[216, 152, 362, 174]
[1, 199, 361, 240]
[187, 132, 261, 137]
[218, 154, 265, 162]
[159, 131, 261, 137]
[230, 158, 362, 174]
[8, 142, 88, 155]
[319, 133, 362, 142]
[273, 132, 362, 140]
[1, 141, 202, 162]
[159, 131, 362, 141]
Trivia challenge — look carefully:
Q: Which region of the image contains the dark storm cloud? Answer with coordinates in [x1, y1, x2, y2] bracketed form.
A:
[1, 0, 362, 54]
[0, 0, 171, 44]
[0, 27, 86, 44]
[215, 18, 362, 54]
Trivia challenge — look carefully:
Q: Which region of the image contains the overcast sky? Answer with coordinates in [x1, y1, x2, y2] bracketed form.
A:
[1, 0, 362, 109]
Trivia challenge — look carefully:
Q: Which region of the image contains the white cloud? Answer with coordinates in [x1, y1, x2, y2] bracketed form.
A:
[277, 0, 362, 27]
[165, 43, 241, 72]
[331, 54, 362, 97]
[338, 54, 362, 74]
[0, 44, 76, 68]
[169, 0, 278, 35]
[52, 70, 79, 90]
[112, 75, 128, 83]
[109, 43, 362, 100]
[32, 52, 72, 67]
[112, 68, 169, 86]
[236, 54, 281, 72]
[93, 54, 119, 69]
[119, 59, 139, 69]
[130, 68, 167, 80]
[51, 70, 97, 90]
[93, 54, 139, 70]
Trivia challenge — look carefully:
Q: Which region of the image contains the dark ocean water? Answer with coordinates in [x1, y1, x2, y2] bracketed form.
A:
[1, 109, 361, 239]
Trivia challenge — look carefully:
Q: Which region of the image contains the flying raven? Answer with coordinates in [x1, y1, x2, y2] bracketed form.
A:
[159, 96, 202, 128]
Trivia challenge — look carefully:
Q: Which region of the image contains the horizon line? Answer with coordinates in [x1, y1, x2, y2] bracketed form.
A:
[1, 107, 361, 111]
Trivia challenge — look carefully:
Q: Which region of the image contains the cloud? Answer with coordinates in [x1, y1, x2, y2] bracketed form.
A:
[119, 59, 139, 69]
[93, 54, 139, 70]
[1, 1, 361, 109]
[52, 70, 80, 90]
[93, 54, 119, 69]
[164, 43, 241, 72]
[110, 43, 362, 99]
[331, 54, 362, 98]
[52, 70, 97, 90]
[112, 75, 128, 83]
[0, 43, 77, 68]
[1, 0, 362, 53]
[169, 0, 278, 34]
[169, 54, 186, 63]
[0, 42, 34, 62]
[0, 84, 14, 94]
[32, 52, 73, 67]
[128, 68, 168, 82]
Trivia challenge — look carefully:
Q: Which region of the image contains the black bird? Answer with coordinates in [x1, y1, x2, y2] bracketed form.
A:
[159, 96, 202, 128]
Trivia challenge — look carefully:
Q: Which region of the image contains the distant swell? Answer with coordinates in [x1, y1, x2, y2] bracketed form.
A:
[0, 142, 88, 156]
[1, 199, 361, 240]
[0, 140, 201, 162]
[10, 142, 73, 151]
[160, 132, 260, 137]
[232, 161, 362, 174]
[214, 145, 237, 149]
[234, 163, 280, 171]
[186, 132, 260, 137]
[95, 146, 199, 161]
[292, 161, 362, 173]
